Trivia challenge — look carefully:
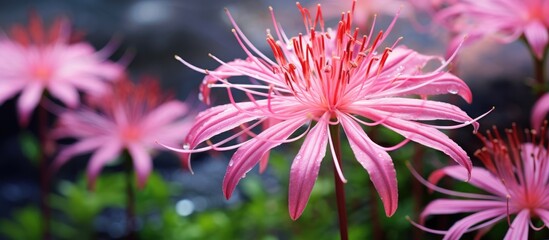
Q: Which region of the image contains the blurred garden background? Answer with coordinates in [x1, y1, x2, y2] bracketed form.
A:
[0, 0, 546, 239]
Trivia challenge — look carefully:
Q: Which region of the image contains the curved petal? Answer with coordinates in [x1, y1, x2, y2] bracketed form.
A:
[443, 209, 506, 240]
[373, 114, 472, 177]
[223, 117, 307, 199]
[128, 143, 152, 189]
[351, 98, 475, 123]
[534, 209, 549, 227]
[17, 82, 44, 126]
[185, 100, 268, 148]
[48, 82, 80, 108]
[289, 114, 328, 220]
[531, 92, 549, 130]
[420, 199, 506, 223]
[86, 140, 122, 190]
[52, 137, 108, 172]
[339, 114, 398, 216]
[0, 81, 24, 105]
[429, 166, 508, 199]
[503, 210, 530, 240]
[524, 21, 548, 60]
[429, 166, 507, 197]
[142, 101, 188, 130]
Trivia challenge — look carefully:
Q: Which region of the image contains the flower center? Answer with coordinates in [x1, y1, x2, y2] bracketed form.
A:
[121, 126, 141, 142]
[32, 64, 52, 82]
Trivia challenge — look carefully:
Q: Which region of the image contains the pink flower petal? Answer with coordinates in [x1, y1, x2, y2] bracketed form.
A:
[288, 114, 328, 220]
[428, 166, 507, 197]
[534, 209, 549, 227]
[524, 21, 548, 59]
[127, 143, 152, 189]
[185, 101, 267, 148]
[353, 98, 475, 123]
[503, 210, 530, 240]
[86, 140, 122, 190]
[0, 81, 24, 105]
[340, 114, 398, 216]
[373, 114, 472, 176]
[420, 199, 505, 223]
[52, 136, 108, 172]
[17, 82, 44, 126]
[223, 117, 306, 199]
[48, 82, 80, 108]
[443, 209, 506, 240]
[142, 101, 188, 130]
[531, 92, 549, 129]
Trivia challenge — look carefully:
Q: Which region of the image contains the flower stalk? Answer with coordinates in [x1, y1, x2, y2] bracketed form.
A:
[38, 101, 51, 240]
[124, 152, 137, 240]
[329, 124, 348, 240]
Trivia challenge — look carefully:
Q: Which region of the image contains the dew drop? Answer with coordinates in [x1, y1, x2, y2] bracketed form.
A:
[296, 155, 302, 160]
[182, 144, 190, 150]
[198, 93, 204, 101]
[447, 88, 459, 94]
[228, 160, 234, 167]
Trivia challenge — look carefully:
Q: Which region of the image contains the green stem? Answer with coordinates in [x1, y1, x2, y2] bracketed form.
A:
[123, 154, 137, 240]
[329, 124, 348, 240]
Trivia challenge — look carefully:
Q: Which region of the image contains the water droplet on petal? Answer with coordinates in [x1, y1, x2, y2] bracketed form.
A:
[198, 93, 204, 101]
[182, 144, 190, 150]
[447, 88, 459, 94]
[228, 160, 234, 167]
[296, 155, 302, 160]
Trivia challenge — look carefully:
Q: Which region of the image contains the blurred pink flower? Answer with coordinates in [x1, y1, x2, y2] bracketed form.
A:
[0, 13, 122, 126]
[436, 0, 549, 59]
[532, 92, 549, 129]
[170, 2, 480, 220]
[52, 77, 194, 189]
[317, 0, 445, 27]
[411, 125, 549, 239]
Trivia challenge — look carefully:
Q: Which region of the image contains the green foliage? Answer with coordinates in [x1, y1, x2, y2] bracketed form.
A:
[18, 131, 41, 165]
[0, 206, 41, 240]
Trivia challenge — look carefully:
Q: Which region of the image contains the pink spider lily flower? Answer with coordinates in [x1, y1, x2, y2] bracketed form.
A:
[410, 124, 549, 240]
[0, 13, 122, 126]
[532, 92, 549, 130]
[168, 1, 481, 220]
[52, 77, 194, 189]
[435, 0, 549, 59]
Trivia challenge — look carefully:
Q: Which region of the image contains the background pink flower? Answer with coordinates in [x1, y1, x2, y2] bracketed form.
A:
[532, 92, 549, 129]
[411, 125, 549, 239]
[0, 13, 122, 126]
[52, 77, 194, 189]
[170, 2, 480, 220]
[435, 0, 549, 59]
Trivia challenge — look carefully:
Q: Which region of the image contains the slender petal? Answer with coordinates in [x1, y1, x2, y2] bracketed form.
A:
[421, 199, 505, 222]
[428, 166, 507, 197]
[223, 117, 307, 199]
[128, 143, 152, 189]
[86, 140, 122, 189]
[17, 82, 43, 126]
[375, 115, 472, 176]
[340, 114, 398, 216]
[443, 209, 506, 240]
[289, 114, 328, 220]
[531, 93, 549, 129]
[503, 210, 530, 240]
